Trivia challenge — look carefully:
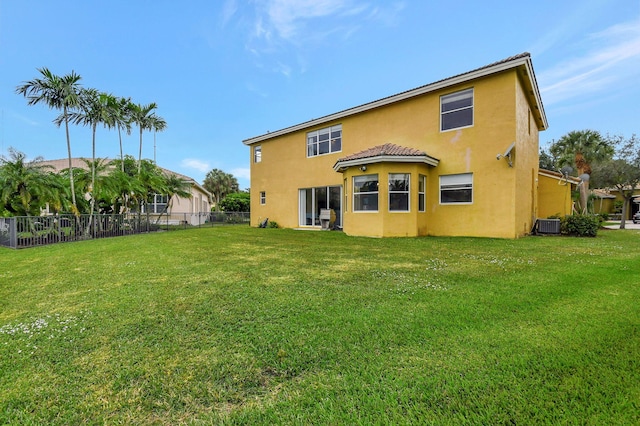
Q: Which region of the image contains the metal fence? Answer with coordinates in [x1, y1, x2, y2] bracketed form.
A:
[0, 212, 250, 249]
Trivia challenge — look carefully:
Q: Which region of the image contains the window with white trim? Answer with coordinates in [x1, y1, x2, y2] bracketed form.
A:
[254, 145, 262, 163]
[307, 124, 342, 157]
[389, 173, 410, 212]
[145, 194, 168, 214]
[441, 88, 473, 131]
[418, 174, 426, 212]
[353, 174, 378, 211]
[440, 173, 473, 204]
[298, 186, 342, 227]
[260, 191, 266, 205]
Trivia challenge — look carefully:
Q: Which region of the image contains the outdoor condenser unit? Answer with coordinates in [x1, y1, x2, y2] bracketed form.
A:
[537, 219, 561, 235]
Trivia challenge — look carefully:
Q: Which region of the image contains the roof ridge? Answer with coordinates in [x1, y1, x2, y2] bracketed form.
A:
[244, 52, 536, 144]
[338, 142, 428, 162]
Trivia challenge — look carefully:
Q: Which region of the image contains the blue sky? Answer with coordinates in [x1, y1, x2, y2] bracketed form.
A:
[1, 0, 639, 190]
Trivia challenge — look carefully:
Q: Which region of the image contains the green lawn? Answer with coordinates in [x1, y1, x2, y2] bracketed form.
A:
[1, 227, 639, 424]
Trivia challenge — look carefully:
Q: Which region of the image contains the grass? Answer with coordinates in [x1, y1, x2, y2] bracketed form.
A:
[1, 226, 639, 424]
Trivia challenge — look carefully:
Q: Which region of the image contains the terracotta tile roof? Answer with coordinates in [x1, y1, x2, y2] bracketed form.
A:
[338, 143, 427, 162]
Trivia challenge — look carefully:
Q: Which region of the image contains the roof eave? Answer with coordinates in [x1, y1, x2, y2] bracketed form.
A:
[538, 169, 580, 184]
[333, 155, 440, 172]
[244, 54, 546, 145]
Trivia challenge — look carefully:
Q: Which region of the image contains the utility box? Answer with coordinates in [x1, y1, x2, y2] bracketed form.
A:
[320, 209, 336, 230]
[537, 219, 561, 235]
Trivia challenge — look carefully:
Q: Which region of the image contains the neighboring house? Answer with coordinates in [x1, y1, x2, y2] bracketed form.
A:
[40, 158, 211, 224]
[243, 53, 563, 238]
[591, 189, 618, 216]
[596, 186, 640, 219]
[537, 169, 580, 218]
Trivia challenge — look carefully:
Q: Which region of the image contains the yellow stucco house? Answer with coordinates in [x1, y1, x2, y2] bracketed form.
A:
[244, 53, 559, 238]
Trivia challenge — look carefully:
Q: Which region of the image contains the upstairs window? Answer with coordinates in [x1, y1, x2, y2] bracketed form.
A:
[441, 88, 473, 131]
[388, 173, 410, 212]
[260, 191, 266, 205]
[307, 124, 342, 157]
[440, 173, 473, 204]
[254, 145, 262, 163]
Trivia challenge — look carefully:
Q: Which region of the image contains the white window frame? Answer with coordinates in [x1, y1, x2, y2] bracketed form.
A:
[298, 186, 342, 227]
[254, 145, 262, 163]
[440, 173, 473, 204]
[145, 193, 168, 214]
[418, 174, 426, 212]
[259, 191, 266, 205]
[440, 88, 474, 132]
[307, 124, 342, 157]
[388, 173, 410, 212]
[353, 174, 379, 212]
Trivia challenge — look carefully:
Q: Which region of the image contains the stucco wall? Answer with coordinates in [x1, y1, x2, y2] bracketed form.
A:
[538, 174, 574, 218]
[249, 68, 544, 238]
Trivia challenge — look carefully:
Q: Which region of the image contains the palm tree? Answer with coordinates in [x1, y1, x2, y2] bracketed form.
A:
[64, 88, 112, 215]
[109, 96, 133, 172]
[154, 173, 192, 223]
[16, 68, 83, 213]
[550, 130, 614, 213]
[129, 102, 167, 174]
[203, 169, 239, 211]
[0, 148, 57, 217]
[108, 156, 144, 214]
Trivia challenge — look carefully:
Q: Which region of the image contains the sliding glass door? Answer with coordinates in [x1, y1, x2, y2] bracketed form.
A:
[299, 186, 342, 228]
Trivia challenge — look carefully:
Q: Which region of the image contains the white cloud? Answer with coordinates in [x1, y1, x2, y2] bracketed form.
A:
[238, 0, 405, 79]
[11, 111, 39, 127]
[231, 167, 251, 180]
[539, 17, 640, 105]
[180, 158, 210, 173]
[247, 1, 405, 52]
[220, 0, 238, 27]
[264, 0, 350, 40]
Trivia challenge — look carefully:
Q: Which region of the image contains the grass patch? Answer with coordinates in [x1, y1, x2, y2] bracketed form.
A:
[1, 228, 639, 424]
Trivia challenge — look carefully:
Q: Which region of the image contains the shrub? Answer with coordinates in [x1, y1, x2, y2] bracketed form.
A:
[267, 221, 279, 229]
[561, 214, 599, 237]
[220, 192, 250, 212]
[613, 200, 623, 214]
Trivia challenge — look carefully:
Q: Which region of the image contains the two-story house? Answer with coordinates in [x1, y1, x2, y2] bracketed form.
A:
[243, 53, 552, 238]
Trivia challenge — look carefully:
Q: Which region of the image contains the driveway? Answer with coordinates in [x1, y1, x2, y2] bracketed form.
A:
[603, 220, 640, 230]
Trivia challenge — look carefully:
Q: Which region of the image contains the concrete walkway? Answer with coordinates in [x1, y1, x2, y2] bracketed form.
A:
[603, 220, 640, 230]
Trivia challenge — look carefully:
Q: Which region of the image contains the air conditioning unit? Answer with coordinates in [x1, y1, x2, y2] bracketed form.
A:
[537, 219, 561, 235]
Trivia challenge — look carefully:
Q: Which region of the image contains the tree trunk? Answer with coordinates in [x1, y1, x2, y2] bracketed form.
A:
[63, 107, 78, 214]
[138, 126, 143, 175]
[620, 198, 628, 230]
[118, 125, 124, 172]
[579, 180, 589, 214]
